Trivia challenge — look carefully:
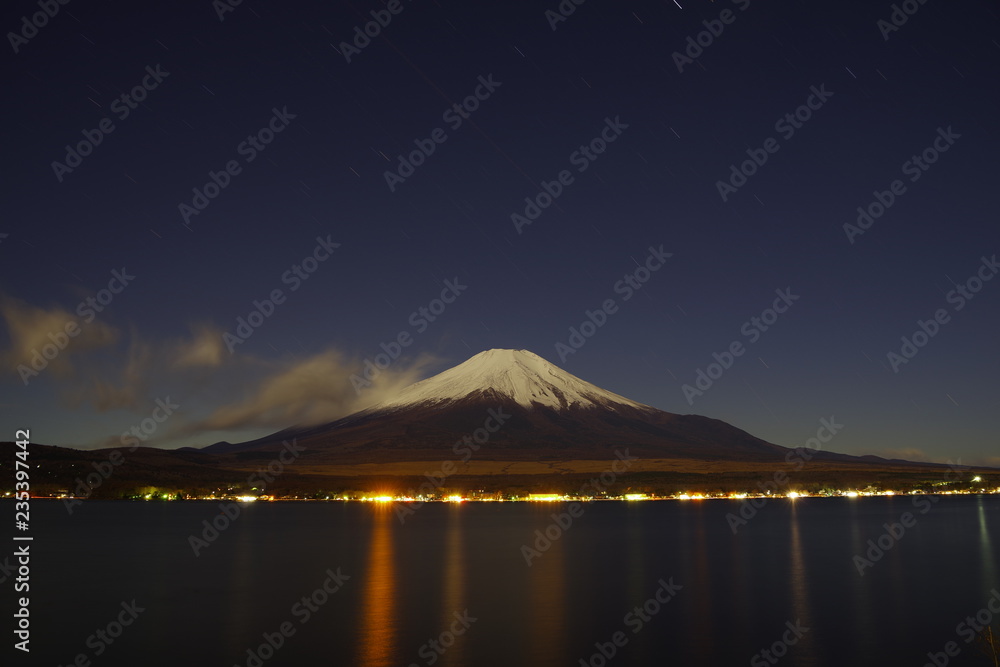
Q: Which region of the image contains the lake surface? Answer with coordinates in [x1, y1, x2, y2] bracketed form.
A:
[7, 496, 1000, 666]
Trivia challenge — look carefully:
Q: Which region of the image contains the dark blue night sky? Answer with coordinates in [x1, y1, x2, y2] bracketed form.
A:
[2, 0, 998, 463]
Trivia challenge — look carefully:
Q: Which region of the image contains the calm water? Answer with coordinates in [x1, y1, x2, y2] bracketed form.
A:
[7, 496, 1000, 666]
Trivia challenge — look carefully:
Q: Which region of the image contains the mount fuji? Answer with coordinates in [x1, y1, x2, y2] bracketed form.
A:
[204, 348, 842, 466]
[11, 349, 977, 498]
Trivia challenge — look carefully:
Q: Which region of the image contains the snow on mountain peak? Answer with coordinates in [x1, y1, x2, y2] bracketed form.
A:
[374, 348, 654, 411]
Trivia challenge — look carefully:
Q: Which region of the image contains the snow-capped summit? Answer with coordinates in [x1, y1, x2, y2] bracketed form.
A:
[373, 348, 655, 412]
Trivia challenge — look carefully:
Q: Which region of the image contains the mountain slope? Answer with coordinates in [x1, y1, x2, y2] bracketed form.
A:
[202, 349, 812, 465]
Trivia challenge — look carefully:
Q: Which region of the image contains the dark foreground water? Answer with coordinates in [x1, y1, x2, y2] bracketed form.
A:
[5, 496, 1000, 666]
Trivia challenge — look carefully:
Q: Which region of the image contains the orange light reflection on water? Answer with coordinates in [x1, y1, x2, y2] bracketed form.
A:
[358, 504, 397, 667]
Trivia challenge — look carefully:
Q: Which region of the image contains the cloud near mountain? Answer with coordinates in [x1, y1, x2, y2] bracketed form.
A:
[170, 348, 440, 438]
[0, 298, 440, 447]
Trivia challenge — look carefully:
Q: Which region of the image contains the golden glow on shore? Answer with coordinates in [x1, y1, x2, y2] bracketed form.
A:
[37, 477, 998, 504]
[528, 494, 564, 502]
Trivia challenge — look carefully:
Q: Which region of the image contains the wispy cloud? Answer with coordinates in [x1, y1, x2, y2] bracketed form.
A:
[171, 348, 438, 436]
[173, 324, 225, 368]
[2, 297, 441, 448]
[0, 296, 118, 378]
